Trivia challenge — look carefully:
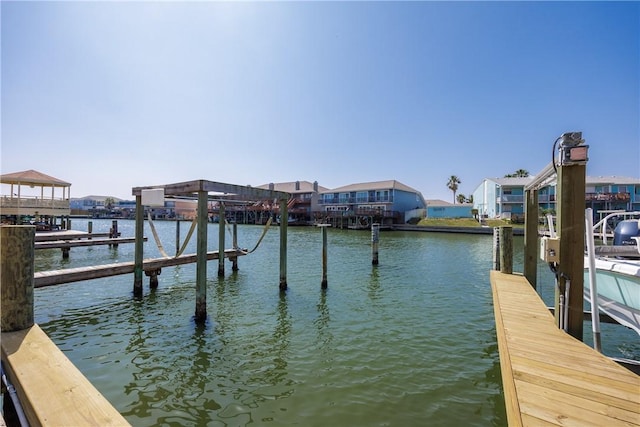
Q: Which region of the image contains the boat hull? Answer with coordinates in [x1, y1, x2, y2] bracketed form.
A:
[584, 257, 640, 335]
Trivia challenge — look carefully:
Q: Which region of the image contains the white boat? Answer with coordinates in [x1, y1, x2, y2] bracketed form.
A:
[584, 211, 640, 336]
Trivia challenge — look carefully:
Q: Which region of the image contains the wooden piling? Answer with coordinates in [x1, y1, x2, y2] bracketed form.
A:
[320, 225, 329, 288]
[492, 227, 500, 271]
[195, 190, 208, 322]
[523, 188, 538, 289]
[499, 226, 513, 274]
[556, 161, 586, 340]
[279, 197, 288, 291]
[371, 223, 380, 265]
[133, 195, 144, 297]
[175, 219, 181, 256]
[218, 203, 225, 277]
[145, 268, 161, 289]
[110, 220, 118, 248]
[231, 223, 239, 272]
[88, 221, 93, 239]
[1, 226, 35, 332]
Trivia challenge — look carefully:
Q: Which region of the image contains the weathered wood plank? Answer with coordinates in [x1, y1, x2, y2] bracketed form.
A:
[1, 325, 129, 426]
[490, 270, 640, 427]
[35, 237, 144, 250]
[34, 249, 247, 287]
[34, 232, 113, 242]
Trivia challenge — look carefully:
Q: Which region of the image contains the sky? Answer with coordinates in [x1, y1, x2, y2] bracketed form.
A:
[1, 1, 639, 202]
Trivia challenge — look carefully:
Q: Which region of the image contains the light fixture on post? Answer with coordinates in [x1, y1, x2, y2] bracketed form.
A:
[559, 132, 589, 166]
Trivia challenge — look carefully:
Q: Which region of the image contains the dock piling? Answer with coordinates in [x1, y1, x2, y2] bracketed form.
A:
[145, 268, 161, 289]
[319, 224, 329, 288]
[499, 226, 513, 274]
[175, 219, 181, 256]
[1, 226, 35, 332]
[492, 226, 513, 273]
[134, 195, 144, 297]
[231, 223, 239, 272]
[371, 223, 380, 265]
[195, 190, 208, 322]
[279, 198, 288, 291]
[218, 203, 225, 277]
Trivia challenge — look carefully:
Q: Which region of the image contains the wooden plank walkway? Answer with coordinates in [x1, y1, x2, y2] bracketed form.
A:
[35, 231, 114, 242]
[34, 236, 143, 250]
[34, 249, 247, 287]
[1, 324, 129, 426]
[490, 270, 640, 427]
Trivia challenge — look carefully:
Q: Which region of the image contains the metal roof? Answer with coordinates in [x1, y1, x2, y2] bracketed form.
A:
[0, 169, 71, 186]
[256, 181, 330, 194]
[322, 179, 421, 194]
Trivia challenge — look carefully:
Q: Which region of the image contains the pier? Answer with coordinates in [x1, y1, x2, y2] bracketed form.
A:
[33, 248, 246, 288]
[491, 271, 639, 426]
[491, 133, 639, 426]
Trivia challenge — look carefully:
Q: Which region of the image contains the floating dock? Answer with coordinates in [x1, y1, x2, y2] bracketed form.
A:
[491, 270, 639, 426]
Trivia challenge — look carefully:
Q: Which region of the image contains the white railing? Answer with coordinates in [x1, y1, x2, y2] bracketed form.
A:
[0, 196, 70, 210]
[592, 211, 640, 245]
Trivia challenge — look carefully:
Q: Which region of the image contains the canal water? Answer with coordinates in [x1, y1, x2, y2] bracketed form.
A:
[33, 219, 638, 427]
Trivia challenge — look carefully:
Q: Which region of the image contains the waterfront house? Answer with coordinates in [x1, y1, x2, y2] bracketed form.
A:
[317, 180, 426, 228]
[472, 175, 640, 221]
[254, 181, 329, 224]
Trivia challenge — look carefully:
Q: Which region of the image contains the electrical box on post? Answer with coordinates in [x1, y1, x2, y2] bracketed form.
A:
[141, 188, 165, 207]
[540, 236, 560, 263]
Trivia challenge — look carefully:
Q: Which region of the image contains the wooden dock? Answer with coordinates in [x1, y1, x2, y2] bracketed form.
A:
[34, 236, 142, 250]
[34, 249, 247, 288]
[491, 270, 640, 426]
[1, 324, 130, 426]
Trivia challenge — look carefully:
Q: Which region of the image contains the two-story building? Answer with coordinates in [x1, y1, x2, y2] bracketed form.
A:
[253, 181, 329, 225]
[316, 180, 426, 228]
[472, 175, 640, 221]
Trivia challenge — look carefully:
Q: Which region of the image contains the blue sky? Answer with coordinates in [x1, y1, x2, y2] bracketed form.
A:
[2, 1, 638, 201]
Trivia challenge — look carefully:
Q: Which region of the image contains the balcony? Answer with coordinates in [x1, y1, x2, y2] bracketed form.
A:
[585, 192, 630, 202]
[319, 196, 393, 205]
[497, 195, 524, 203]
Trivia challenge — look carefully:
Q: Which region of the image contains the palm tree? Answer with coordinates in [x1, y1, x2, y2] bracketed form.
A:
[447, 175, 461, 204]
[457, 193, 466, 204]
[504, 169, 530, 178]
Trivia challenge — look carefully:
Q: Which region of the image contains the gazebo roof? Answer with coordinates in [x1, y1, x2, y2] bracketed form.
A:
[0, 169, 71, 187]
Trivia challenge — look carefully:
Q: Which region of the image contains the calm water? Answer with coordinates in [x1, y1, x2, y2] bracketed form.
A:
[33, 219, 639, 427]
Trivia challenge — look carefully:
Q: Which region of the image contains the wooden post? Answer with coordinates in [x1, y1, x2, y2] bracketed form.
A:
[492, 227, 500, 270]
[320, 225, 329, 289]
[279, 197, 288, 291]
[110, 220, 119, 248]
[371, 223, 380, 265]
[231, 222, 239, 272]
[499, 226, 513, 274]
[556, 162, 586, 340]
[61, 246, 70, 259]
[145, 269, 161, 289]
[218, 203, 225, 277]
[195, 190, 208, 322]
[523, 189, 538, 289]
[88, 221, 93, 239]
[133, 195, 144, 297]
[175, 219, 181, 256]
[1, 226, 35, 332]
